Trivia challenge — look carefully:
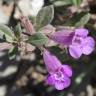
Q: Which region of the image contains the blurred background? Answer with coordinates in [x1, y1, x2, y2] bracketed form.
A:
[0, 0, 96, 96]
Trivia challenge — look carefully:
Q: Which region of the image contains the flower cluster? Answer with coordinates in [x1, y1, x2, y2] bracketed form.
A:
[19, 13, 95, 91]
[42, 28, 95, 90]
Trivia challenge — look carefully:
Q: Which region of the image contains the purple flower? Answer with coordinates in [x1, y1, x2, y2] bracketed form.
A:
[50, 28, 95, 58]
[43, 49, 72, 90]
[69, 28, 95, 58]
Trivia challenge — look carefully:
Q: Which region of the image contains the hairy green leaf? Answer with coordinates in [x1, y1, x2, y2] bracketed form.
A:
[51, 0, 72, 6]
[27, 33, 49, 47]
[75, 13, 91, 27]
[15, 23, 22, 38]
[65, 12, 91, 27]
[0, 24, 14, 42]
[8, 46, 18, 60]
[72, 0, 82, 6]
[35, 5, 54, 31]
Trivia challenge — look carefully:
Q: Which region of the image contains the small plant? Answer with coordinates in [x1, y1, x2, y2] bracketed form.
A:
[0, 1, 95, 93]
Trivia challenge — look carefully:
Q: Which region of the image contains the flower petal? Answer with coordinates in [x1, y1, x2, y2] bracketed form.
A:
[69, 45, 82, 58]
[61, 65, 72, 77]
[50, 30, 74, 46]
[75, 28, 89, 37]
[46, 74, 55, 85]
[55, 81, 65, 90]
[63, 76, 71, 88]
[82, 37, 95, 55]
[55, 77, 71, 90]
[43, 49, 61, 74]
